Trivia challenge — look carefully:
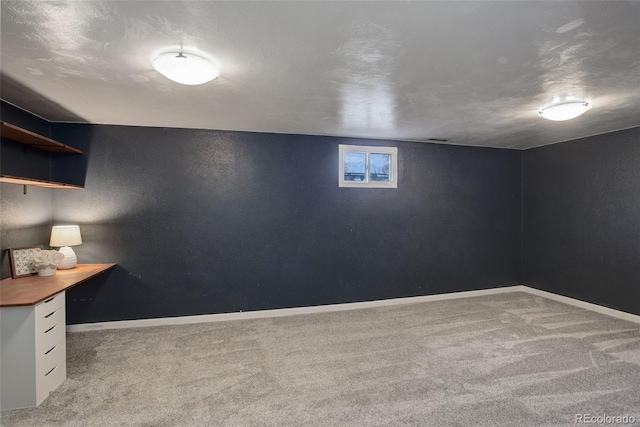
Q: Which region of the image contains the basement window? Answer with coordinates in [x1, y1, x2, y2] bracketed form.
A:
[339, 145, 398, 188]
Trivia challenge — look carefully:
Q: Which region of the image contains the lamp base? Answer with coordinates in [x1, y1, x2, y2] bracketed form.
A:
[57, 246, 78, 269]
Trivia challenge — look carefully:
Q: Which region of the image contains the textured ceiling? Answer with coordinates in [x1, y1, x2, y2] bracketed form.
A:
[1, 1, 639, 149]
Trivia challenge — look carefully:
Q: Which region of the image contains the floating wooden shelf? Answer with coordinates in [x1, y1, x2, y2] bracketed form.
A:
[0, 121, 83, 154]
[0, 174, 83, 189]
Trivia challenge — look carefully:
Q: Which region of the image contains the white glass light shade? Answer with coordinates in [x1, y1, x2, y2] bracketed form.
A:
[50, 225, 82, 247]
[538, 101, 592, 121]
[152, 52, 220, 85]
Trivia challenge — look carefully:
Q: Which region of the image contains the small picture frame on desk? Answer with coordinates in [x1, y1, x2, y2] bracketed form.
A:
[8, 246, 43, 279]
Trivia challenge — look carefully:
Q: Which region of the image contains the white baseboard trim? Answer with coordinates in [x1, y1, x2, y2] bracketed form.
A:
[66, 284, 639, 332]
[66, 286, 524, 332]
[520, 286, 640, 324]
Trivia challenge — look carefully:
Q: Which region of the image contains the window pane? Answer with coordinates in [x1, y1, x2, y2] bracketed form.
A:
[369, 153, 391, 182]
[344, 152, 366, 182]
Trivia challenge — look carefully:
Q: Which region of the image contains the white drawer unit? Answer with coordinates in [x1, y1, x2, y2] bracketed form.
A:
[0, 264, 115, 411]
[1, 291, 67, 411]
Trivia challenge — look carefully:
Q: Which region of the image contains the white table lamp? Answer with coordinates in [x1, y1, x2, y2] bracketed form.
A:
[50, 225, 82, 269]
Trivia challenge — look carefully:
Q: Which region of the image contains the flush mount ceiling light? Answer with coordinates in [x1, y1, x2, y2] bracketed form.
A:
[152, 52, 220, 85]
[538, 100, 592, 121]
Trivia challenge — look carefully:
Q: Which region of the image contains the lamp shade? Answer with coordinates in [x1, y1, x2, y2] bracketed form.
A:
[152, 52, 220, 85]
[50, 225, 82, 247]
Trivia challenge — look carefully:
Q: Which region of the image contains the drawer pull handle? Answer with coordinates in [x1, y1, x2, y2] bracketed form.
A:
[45, 345, 57, 355]
[44, 296, 55, 304]
[44, 309, 59, 319]
[44, 325, 56, 334]
[45, 365, 57, 377]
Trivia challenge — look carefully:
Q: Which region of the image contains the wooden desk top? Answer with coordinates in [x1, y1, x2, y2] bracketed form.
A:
[0, 264, 116, 307]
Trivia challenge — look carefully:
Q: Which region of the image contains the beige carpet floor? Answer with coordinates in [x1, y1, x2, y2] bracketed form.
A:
[2, 291, 640, 426]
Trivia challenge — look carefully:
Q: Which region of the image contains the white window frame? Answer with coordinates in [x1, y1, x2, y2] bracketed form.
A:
[338, 144, 398, 188]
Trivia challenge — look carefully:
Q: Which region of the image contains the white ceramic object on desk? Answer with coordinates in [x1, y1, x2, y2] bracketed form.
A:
[30, 250, 63, 276]
[36, 266, 57, 277]
[57, 247, 77, 270]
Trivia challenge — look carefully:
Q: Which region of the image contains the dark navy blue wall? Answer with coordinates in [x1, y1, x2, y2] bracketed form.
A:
[0, 183, 52, 279]
[0, 102, 53, 279]
[5, 102, 637, 321]
[1, 101, 50, 136]
[51, 124, 522, 324]
[1, 101, 52, 182]
[523, 127, 640, 315]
